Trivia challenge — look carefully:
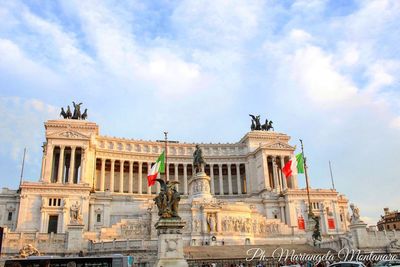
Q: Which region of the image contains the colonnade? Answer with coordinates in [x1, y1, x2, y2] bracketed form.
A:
[265, 155, 298, 191]
[95, 158, 247, 196]
[50, 146, 85, 184]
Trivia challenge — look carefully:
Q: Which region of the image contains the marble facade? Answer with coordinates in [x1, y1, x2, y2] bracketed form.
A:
[0, 118, 350, 255]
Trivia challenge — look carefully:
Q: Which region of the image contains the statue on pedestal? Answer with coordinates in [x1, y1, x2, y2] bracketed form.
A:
[350, 203, 361, 223]
[70, 201, 83, 224]
[154, 179, 181, 219]
[193, 145, 205, 173]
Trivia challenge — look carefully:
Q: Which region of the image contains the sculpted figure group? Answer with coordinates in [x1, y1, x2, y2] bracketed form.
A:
[60, 101, 88, 120]
[153, 179, 181, 218]
[221, 216, 280, 235]
[249, 114, 274, 131]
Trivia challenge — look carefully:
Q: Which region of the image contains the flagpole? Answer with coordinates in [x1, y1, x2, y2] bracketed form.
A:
[299, 139, 312, 217]
[19, 147, 27, 188]
[164, 131, 168, 182]
[329, 160, 335, 190]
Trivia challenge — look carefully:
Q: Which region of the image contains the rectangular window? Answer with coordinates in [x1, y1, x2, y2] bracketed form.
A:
[97, 214, 101, 223]
[48, 198, 52, 206]
[58, 199, 61, 206]
[48, 215, 58, 233]
[52, 198, 57, 206]
[7, 212, 12, 221]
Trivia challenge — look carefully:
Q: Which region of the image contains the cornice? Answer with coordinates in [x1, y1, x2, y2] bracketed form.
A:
[45, 120, 99, 131]
[239, 131, 291, 143]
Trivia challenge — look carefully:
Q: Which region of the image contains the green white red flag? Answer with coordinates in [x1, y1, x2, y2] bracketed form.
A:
[282, 153, 304, 178]
[147, 151, 165, 186]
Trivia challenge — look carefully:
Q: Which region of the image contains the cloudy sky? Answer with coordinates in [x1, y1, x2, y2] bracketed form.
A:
[0, 0, 399, 225]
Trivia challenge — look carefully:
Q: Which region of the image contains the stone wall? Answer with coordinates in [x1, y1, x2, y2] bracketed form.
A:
[1, 230, 67, 255]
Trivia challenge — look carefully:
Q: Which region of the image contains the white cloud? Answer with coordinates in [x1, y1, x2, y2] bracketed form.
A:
[0, 97, 58, 162]
[390, 117, 400, 129]
[171, 0, 262, 47]
[289, 45, 358, 107]
[0, 39, 60, 84]
[289, 29, 312, 43]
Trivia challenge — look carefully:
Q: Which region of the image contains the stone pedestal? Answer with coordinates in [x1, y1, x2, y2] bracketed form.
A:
[66, 224, 85, 252]
[349, 220, 368, 249]
[154, 218, 188, 267]
[189, 171, 212, 200]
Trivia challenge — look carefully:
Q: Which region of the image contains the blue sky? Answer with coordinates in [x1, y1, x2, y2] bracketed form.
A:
[0, 0, 399, 225]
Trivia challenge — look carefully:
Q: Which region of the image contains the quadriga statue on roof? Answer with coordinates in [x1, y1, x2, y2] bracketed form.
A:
[249, 114, 274, 131]
[60, 101, 88, 120]
[154, 179, 181, 219]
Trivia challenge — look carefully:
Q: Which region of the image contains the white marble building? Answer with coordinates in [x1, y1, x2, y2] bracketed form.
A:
[0, 118, 350, 254]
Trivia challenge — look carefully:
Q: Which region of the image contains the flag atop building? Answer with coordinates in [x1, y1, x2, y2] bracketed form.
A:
[147, 151, 165, 186]
[282, 153, 304, 178]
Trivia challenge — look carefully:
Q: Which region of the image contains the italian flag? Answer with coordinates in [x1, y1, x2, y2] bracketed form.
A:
[147, 151, 165, 186]
[282, 153, 304, 178]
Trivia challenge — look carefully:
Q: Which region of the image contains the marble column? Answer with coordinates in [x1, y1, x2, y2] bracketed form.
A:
[147, 162, 152, 195]
[128, 161, 133, 194]
[166, 163, 170, 181]
[272, 157, 279, 192]
[119, 160, 124, 193]
[68, 146, 76, 184]
[79, 148, 86, 184]
[264, 155, 271, 190]
[138, 162, 142, 194]
[218, 164, 223, 195]
[44, 144, 53, 183]
[244, 162, 250, 194]
[110, 159, 115, 192]
[281, 156, 287, 190]
[100, 158, 105, 191]
[210, 164, 215, 195]
[236, 163, 241, 194]
[183, 164, 188, 195]
[57, 146, 65, 184]
[277, 167, 283, 192]
[227, 164, 233, 195]
[332, 201, 340, 232]
[174, 163, 179, 192]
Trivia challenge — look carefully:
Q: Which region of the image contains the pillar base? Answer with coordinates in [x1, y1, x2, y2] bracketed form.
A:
[154, 218, 188, 267]
[189, 171, 212, 200]
[66, 224, 85, 252]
